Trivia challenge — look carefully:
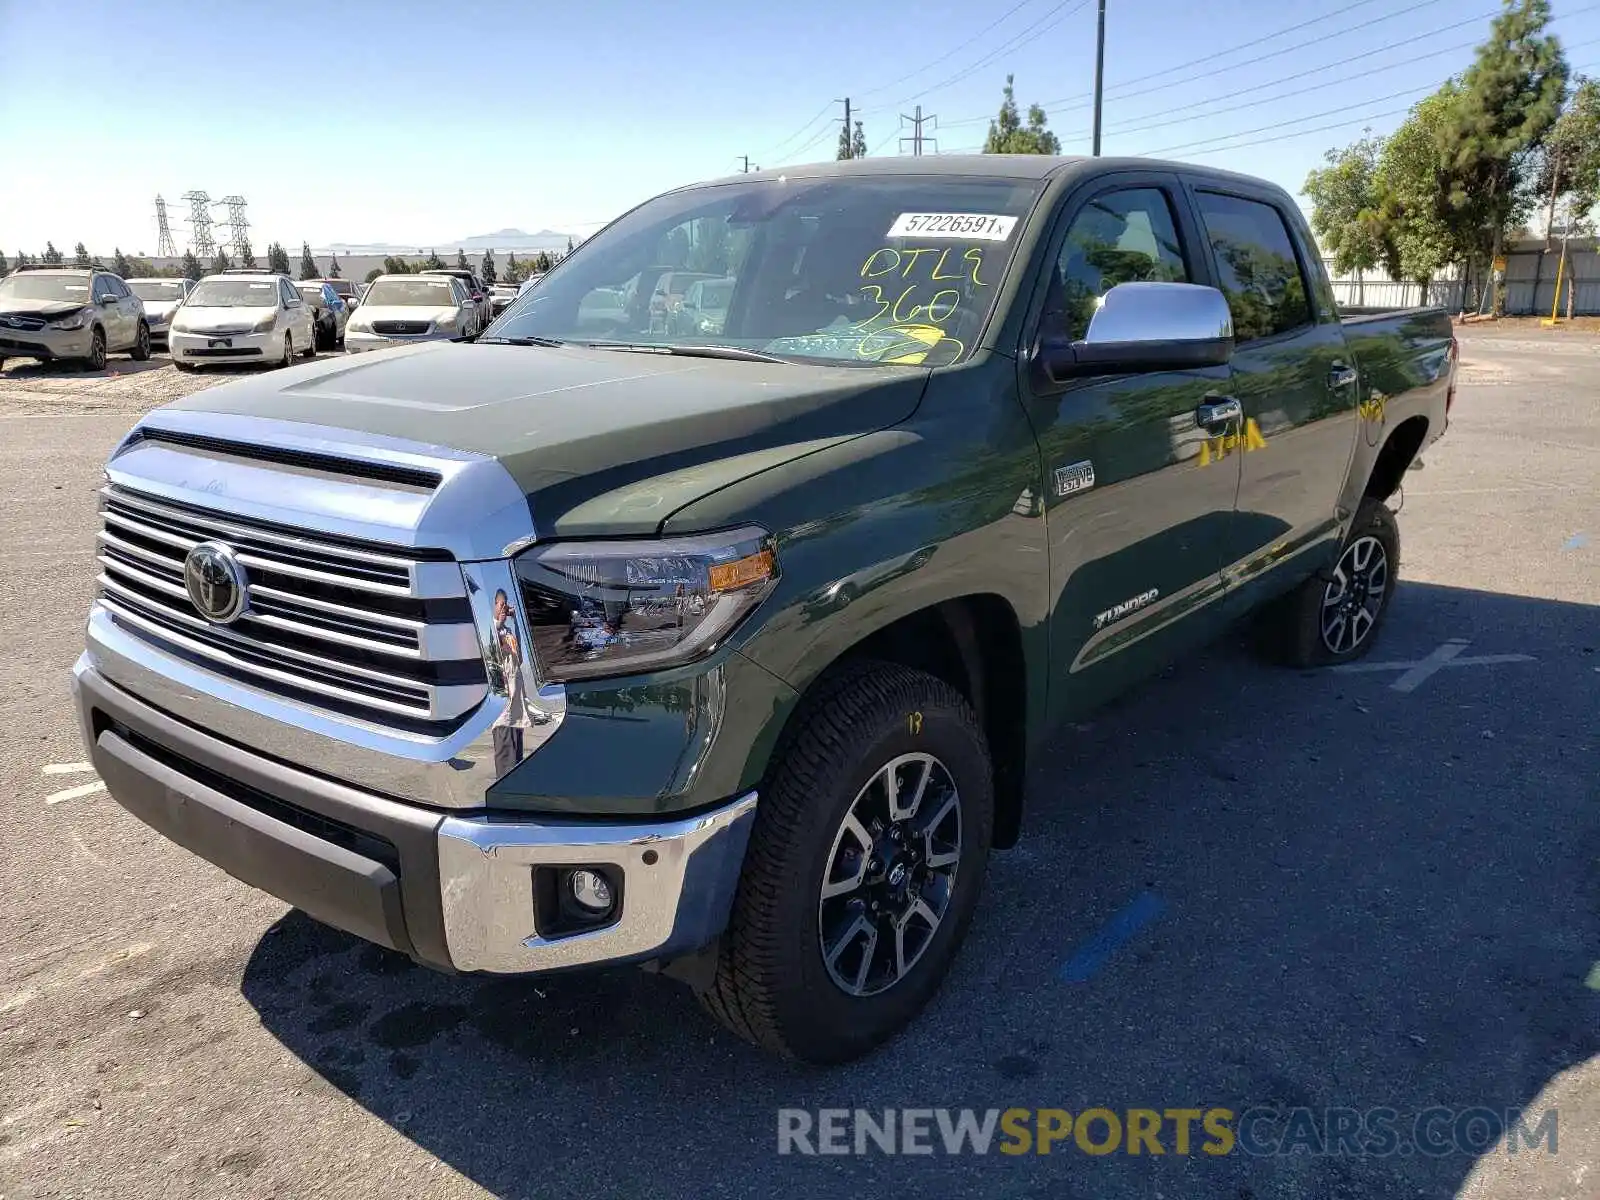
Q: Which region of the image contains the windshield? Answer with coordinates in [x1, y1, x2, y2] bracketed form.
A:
[128, 280, 185, 301]
[0, 274, 91, 303]
[363, 278, 458, 306]
[487, 175, 1042, 366]
[188, 279, 279, 307]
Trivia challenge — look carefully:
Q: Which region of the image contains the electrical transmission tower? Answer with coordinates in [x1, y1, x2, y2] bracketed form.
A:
[216, 196, 250, 259]
[154, 196, 179, 258]
[180, 191, 215, 257]
[899, 106, 938, 157]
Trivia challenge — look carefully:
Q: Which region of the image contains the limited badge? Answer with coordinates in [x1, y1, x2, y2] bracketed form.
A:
[1054, 460, 1095, 497]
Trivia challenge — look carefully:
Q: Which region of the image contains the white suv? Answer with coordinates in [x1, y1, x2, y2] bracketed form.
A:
[168, 273, 317, 370]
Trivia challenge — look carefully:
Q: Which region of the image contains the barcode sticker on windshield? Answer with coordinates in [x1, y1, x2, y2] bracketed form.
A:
[887, 212, 1017, 241]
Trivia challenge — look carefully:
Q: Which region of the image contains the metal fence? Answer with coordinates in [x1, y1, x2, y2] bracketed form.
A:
[1322, 238, 1600, 315]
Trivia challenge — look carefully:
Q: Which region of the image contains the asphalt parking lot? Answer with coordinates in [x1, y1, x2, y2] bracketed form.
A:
[0, 328, 1595, 1200]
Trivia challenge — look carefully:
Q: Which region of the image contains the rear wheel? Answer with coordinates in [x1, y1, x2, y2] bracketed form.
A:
[302, 326, 317, 358]
[278, 333, 293, 367]
[130, 321, 151, 362]
[698, 661, 993, 1063]
[1260, 497, 1399, 667]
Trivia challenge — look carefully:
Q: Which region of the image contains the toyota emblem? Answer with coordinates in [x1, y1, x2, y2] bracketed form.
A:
[183, 541, 249, 624]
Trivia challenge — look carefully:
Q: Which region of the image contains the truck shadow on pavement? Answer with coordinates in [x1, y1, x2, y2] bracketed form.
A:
[241, 579, 1599, 1200]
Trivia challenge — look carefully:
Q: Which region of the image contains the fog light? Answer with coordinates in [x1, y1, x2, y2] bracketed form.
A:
[569, 869, 614, 913]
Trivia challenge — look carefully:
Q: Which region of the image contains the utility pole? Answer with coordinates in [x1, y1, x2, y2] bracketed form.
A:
[740, 155, 757, 173]
[1092, 0, 1106, 156]
[837, 97, 853, 157]
[898, 105, 939, 156]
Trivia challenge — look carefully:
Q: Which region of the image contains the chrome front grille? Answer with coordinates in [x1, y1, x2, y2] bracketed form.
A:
[95, 485, 488, 728]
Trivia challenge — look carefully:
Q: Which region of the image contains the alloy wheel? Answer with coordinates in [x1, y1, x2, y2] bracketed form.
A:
[817, 752, 962, 997]
[1320, 534, 1388, 655]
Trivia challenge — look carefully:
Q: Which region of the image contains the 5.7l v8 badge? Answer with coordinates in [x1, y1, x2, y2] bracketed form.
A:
[1054, 460, 1095, 497]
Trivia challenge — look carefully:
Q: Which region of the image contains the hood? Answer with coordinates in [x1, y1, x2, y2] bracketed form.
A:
[353, 304, 457, 326]
[158, 340, 928, 537]
[0, 299, 89, 319]
[142, 300, 181, 320]
[175, 304, 276, 331]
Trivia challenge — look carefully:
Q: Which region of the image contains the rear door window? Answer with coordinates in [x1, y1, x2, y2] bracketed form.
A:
[1193, 192, 1312, 344]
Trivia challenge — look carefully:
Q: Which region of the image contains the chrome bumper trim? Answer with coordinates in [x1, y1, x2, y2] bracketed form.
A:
[437, 791, 758, 973]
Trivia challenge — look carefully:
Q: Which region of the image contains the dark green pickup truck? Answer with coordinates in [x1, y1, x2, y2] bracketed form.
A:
[74, 156, 1455, 1063]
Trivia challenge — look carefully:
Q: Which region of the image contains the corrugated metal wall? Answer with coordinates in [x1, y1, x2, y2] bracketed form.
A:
[1322, 239, 1600, 314]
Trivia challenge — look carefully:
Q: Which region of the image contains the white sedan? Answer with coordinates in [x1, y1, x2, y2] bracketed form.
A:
[125, 277, 195, 344]
[167, 273, 317, 369]
[344, 275, 475, 353]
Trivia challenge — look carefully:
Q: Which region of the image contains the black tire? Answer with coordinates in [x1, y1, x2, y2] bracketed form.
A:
[174, 361, 196, 372]
[82, 327, 107, 372]
[302, 329, 317, 358]
[698, 660, 993, 1063]
[1261, 497, 1399, 667]
[130, 321, 151, 361]
[278, 333, 293, 368]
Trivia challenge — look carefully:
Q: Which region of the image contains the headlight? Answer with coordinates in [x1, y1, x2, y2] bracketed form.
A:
[252, 313, 277, 333]
[51, 308, 90, 331]
[514, 527, 778, 683]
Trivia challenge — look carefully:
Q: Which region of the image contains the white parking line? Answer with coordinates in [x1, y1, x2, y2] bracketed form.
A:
[1332, 639, 1538, 694]
[44, 780, 106, 806]
[41, 762, 94, 775]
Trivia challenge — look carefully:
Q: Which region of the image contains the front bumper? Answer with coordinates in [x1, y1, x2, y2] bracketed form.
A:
[0, 323, 93, 359]
[169, 327, 276, 363]
[344, 329, 454, 354]
[73, 654, 757, 973]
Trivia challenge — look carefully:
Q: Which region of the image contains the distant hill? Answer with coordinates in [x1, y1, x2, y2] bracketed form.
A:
[316, 228, 577, 256]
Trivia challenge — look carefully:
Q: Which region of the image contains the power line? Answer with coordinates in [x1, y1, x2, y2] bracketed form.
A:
[753, 100, 840, 160]
[889, 0, 1095, 110]
[855, 0, 1042, 101]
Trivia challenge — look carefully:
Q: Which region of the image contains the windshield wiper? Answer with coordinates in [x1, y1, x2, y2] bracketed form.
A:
[578, 340, 794, 364]
[477, 334, 566, 347]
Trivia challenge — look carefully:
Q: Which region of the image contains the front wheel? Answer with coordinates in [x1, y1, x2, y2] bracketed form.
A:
[130, 322, 151, 362]
[278, 333, 294, 367]
[698, 661, 993, 1063]
[81, 327, 107, 372]
[1260, 497, 1399, 667]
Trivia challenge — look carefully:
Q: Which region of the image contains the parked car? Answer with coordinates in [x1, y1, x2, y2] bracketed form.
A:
[418, 268, 492, 334]
[343, 273, 473, 352]
[167, 272, 317, 369]
[0, 265, 150, 370]
[73, 156, 1455, 1066]
[489, 281, 520, 316]
[517, 272, 546, 296]
[125, 277, 196, 345]
[295, 280, 350, 350]
[644, 270, 718, 334]
[671, 275, 734, 337]
[322, 278, 361, 308]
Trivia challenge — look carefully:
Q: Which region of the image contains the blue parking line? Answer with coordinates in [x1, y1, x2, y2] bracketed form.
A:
[1059, 891, 1165, 983]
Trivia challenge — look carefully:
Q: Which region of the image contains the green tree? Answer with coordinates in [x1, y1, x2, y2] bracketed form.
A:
[73, 241, 92, 267]
[267, 241, 291, 275]
[534, 250, 553, 272]
[688, 219, 731, 274]
[328, 253, 341, 279]
[504, 251, 522, 283]
[420, 248, 446, 270]
[212, 249, 232, 273]
[480, 250, 497, 285]
[0, 250, 7, 276]
[238, 239, 257, 268]
[43, 241, 64, 265]
[1372, 83, 1463, 296]
[365, 267, 384, 283]
[299, 241, 320, 279]
[983, 75, 1061, 155]
[180, 250, 203, 281]
[125, 256, 155, 279]
[1437, 0, 1568, 311]
[852, 120, 868, 158]
[112, 248, 132, 277]
[1304, 135, 1387, 304]
[566, 236, 574, 254]
[14, 250, 27, 269]
[456, 247, 470, 270]
[382, 255, 411, 275]
[1535, 76, 1600, 237]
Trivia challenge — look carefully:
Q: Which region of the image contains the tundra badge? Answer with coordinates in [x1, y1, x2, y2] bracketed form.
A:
[1054, 460, 1095, 497]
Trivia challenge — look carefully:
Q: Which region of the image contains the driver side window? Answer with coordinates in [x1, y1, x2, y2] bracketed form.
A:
[1050, 187, 1189, 341]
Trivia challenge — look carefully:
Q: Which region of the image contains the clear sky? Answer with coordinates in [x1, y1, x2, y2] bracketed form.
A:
[4, 0, 1600, 256]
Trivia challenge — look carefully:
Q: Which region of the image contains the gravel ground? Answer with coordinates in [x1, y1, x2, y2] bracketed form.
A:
[0, 329, 1595, 1200]
[0, 349, 333, 415]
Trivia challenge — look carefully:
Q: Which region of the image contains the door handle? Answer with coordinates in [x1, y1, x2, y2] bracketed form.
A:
[1196, 396, 1242, 429]
[1329, 362, 1359, 389]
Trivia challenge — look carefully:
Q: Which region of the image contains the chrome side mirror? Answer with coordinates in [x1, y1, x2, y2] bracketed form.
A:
[1036, 281, 1234, 383]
